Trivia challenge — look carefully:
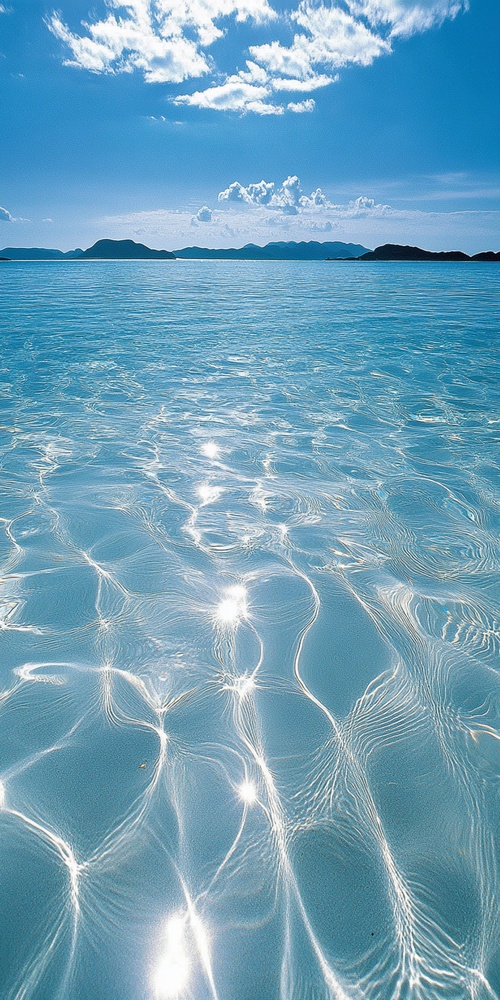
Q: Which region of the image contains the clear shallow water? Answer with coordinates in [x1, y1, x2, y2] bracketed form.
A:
[0, 260, 499, 1000]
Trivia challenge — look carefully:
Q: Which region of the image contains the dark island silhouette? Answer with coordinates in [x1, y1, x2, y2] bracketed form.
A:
[337, 243, 500, 262]
[1, 239, 366, 260]
[173, 240, 368, 260]
[1, 247, 83, 260]
[0, 240, 175, 260]
[1, 238, 499, 262]
[81, 239, 176, 259]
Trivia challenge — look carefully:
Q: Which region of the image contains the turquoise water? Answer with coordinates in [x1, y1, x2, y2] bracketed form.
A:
[0, 261, 499, 1000]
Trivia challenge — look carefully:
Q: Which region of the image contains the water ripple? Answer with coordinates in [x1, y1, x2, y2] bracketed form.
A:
[0, 261, 499, 999]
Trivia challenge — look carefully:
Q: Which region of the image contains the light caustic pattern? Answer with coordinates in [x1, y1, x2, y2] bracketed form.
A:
[0, 262, 499, 1000]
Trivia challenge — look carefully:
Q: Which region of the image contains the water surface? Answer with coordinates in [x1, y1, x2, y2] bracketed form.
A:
[0, 261, 499, 999]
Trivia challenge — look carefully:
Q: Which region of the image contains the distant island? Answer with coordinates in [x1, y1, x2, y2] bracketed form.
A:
[1, 247, 83, 260]
[0, 239, 175, 261]
[337, 243, 500, 262]
[1, 238, 498, 262]
[1, 238, 367, 261]
[81, 239, 175, 259]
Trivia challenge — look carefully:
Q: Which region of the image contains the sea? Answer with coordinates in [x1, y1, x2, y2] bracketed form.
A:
[0, 260, 499, 1000]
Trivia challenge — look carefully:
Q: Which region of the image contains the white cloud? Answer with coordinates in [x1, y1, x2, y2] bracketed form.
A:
[0, 205, 14, 221]
[194, 205, 213, 221]
[250, 4, 391, 82]
[310, 220, 336, 231]
[49, 0, 468, 114]
[346, 0, 468, 38]
[345, 195, 394, 215]
[218, 179, 275, 204]
[273, 74, 335, 91]
[173, 78, 277, 112]
[217, 179, 398, 216]
[218, 174, 334, 211]
[287, 98, 315, 112]
[48, 0, 276, 84]
[172, 39, 337, 112]
[48, 9, 210, 83]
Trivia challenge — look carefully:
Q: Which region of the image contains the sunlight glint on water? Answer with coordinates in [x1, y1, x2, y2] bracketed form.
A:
[0, 260, 499, 999]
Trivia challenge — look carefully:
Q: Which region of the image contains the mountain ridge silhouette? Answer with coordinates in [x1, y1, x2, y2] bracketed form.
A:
[2, 238, 499, 262]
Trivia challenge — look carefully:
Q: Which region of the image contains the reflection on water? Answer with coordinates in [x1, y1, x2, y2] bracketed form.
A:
[0, 261, 499, 999]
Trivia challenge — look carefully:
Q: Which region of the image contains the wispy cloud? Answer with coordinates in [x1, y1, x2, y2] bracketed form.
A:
[350, 0, 468, 38]
[310, 220, 336, 232]
[48, 0, 468, 114]
[415, 172, 500, 201]
[248, 3, 390, 81]
[0, 205, 15, 221]
[173, 78, 281, 115]
[47, 0, 275, 83]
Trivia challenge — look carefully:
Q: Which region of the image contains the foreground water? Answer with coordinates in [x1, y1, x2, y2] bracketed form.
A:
[0, 261, 499, 999]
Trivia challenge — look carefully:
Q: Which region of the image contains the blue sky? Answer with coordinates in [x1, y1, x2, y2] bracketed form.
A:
[1, 0, 498, 250]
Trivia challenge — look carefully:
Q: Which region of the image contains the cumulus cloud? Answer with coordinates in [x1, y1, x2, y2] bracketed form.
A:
[49, 0, 468, 113]
[216, 177, 400, 221]
[346, 195, 394, 215]
[218, 179, 275, 205]
[218, 175, 335, 212]
[0, 205, 14, 221]
[194, 205, 213, 222]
